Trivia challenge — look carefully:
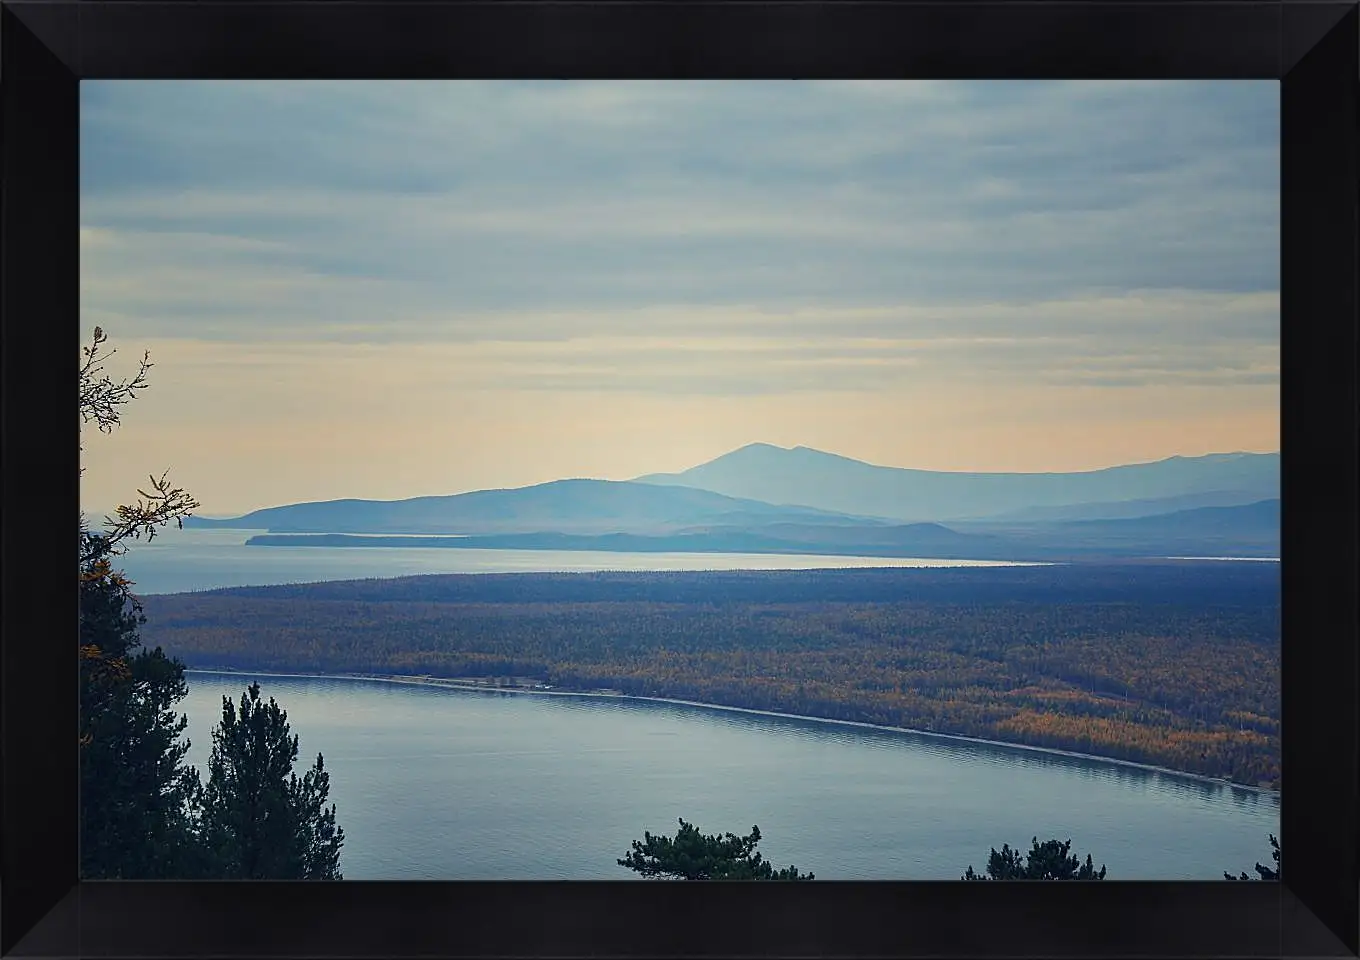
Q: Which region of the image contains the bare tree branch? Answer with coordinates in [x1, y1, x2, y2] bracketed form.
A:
[79, 326, 153, 451]
[78, 328, 200, 564]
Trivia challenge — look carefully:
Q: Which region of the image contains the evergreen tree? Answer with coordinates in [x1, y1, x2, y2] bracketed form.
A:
[79, 531, 203, 878]
[79, 328, 343, 880]
[618, 818, 813, 880]
[199, 683, 344, 879]
[1225, 833, 1280, 881]
[78, 327, 207, 878]
[963, 837, 1107, 880]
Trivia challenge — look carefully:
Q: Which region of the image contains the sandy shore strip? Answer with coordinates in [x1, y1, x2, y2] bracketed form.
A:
[185, 667, 1280, 797]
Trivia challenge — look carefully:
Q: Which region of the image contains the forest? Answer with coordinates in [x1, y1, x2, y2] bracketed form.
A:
[140, 562, 1280, 788]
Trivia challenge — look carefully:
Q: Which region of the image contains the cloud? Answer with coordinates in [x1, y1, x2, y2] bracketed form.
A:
[77, 80, 1279, 509]
[111, 278, 1276, 403]
[82, 81, 1278, 331]
[83, 234, 1276, 366]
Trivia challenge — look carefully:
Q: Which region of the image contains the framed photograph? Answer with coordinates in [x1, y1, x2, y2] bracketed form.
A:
[2, 2, 1355, 958]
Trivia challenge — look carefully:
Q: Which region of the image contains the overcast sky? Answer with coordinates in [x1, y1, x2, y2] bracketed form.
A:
[80, 80, 1279, 515]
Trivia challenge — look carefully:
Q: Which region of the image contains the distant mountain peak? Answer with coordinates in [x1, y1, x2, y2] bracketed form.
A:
[719, 442, 872, 466]
[786, 445, 878, 466]
[633, 444, 1279, 524]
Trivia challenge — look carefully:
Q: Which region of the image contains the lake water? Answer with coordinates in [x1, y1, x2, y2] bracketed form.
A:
[119, 528, 1044, 596]
[180, 671, 1279, 881]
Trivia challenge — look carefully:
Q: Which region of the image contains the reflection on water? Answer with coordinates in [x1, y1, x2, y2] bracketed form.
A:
[119, 527, 1045, 595]
[539, 693, 1274, 811]
[180, 671, 1280, 881]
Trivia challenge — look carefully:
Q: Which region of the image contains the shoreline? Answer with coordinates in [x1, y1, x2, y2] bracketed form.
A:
[240, 535, 1279, 565]
[184, 667, 1280, 798]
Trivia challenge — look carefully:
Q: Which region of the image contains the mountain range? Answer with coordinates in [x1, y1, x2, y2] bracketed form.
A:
[188, 444, 1280, 560]
[634, 443, 1278, 522]
[187, 477, 888, 536]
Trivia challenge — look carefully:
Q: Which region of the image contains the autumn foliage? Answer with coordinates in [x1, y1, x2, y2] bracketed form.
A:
[141, 563, 1280, 787]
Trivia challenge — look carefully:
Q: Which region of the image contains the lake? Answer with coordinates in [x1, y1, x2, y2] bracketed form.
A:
[119, 527, 1045, 595]
[180, 671, 1279, 881]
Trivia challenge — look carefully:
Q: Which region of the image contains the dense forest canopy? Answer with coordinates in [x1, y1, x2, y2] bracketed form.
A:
[142, 562, 1280, 787]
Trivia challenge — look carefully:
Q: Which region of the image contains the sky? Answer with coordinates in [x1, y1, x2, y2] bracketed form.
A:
[80, 80, 1279, 516]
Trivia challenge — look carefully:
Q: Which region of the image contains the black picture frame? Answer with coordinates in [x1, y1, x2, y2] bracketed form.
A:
[2, 2, 1355, 957]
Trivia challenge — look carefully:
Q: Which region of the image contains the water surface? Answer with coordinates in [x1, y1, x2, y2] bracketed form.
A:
[122, 528, 1042, 595]
[181, 671, 1279, 881]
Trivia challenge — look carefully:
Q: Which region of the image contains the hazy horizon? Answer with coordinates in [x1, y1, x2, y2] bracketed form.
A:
[80, 81, 1279, 516]
[81, 442, 1282, 519]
